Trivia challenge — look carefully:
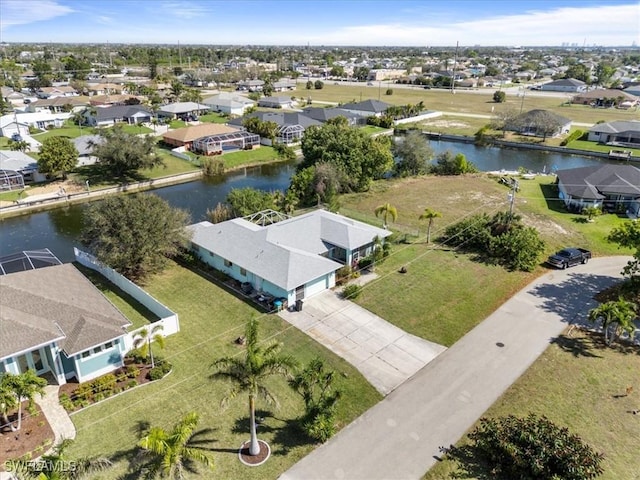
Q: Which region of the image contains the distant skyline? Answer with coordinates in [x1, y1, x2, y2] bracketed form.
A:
[1, 0, 639, 47]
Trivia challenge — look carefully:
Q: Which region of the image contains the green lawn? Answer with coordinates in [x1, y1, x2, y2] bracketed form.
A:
[169, 120, 187, 129]
[32, 125, 90, 141]
[359, 125, 390, 135]
[68, 262, 381, 480]
[424, 329, 640, 480]
[221, 146, 284, 169]
[199, 112, 229, 124]
[566, 139, 640, 157]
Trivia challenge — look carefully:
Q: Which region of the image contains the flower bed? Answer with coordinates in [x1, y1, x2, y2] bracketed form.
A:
[58, 360, 172, 412]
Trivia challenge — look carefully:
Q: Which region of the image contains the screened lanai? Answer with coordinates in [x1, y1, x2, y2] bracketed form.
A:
[192, 131, 260, 155]
[0, 249, 62, 275]
[277, 124, 304, 144]
[0, 169, 25, 191]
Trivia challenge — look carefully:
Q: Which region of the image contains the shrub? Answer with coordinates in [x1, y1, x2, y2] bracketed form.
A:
[74, 383, 94, 401]
[447, 414, 604, 480]
[385, 88, 393, 95]
[59, 393, 74, 412]
[336, 265, 352, 283]
[493, 91, 506, 103]
[358, 256, 374, 270]
[94, 392, 105, 402]
[201, 157, 225, 176]
[273, 142, 297, 161]
[342, 284, 362, 299]
[560, 129, 584, 146]
[149, 367, 165, 381]
[126, 365, 141, 379]
[91, 373, 117, 394]
[127, 379, 138, 389]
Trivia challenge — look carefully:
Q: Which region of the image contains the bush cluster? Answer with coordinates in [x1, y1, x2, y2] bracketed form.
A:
[342, 284, 363, 299]
[148, 360, 172, 381]
[442, 211, 545, 272]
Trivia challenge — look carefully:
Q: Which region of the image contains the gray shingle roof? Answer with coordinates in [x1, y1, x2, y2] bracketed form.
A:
[189, 210, 391, 291]
[557, 164, 640, 199]
[229, 112, 322, 129]
[340, 99, 392, 113]
[589, 120, 640, 134]
[0, 264, 131, 359]
[302, 107, 360, 123]
[95, 105, 151, 122]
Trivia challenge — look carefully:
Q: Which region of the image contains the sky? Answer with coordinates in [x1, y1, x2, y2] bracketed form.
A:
[0, 0, 639, 46]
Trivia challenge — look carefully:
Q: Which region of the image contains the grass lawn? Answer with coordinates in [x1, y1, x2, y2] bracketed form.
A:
[116, 124, 154, 135]
[169, 119, 187, 129]
[32, 125, 90, 141]
[68, 261, 381, 480]
[359, 125, 390, 135]
[144, 150, 201, 178]
[0, 189, 25, 202]
[221, 146, 283, 169]
[75, 264, 159, 330]
[424, 329, 640, 480]
[566, 139, 640, 157]
[199, 112, 229, 124]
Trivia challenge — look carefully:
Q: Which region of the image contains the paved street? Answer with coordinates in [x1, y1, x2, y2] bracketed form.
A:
[280, 257, 629, 480]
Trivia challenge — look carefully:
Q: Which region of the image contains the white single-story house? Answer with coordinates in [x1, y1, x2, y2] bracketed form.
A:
[539, 78, 587, 92]
[587, 120, 640, 147]
[87, 105, 151, 127]
[0, 251, 180, 385]
[157, 102, 211, 120]
[188, 209, 391, 306]
[257, 96, 296, 109]
[73, 134, 102, 166]
[0, 150, 46, 188]
[201, 93, 255, 116]
[36, 85, 78, 99]
[0, 112, 71, 137]
[556, 164, 640, 217]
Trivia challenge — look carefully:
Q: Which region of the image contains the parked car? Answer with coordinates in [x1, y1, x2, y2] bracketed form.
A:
[11, 133, 23, 142]
[546, 248, 592, 269]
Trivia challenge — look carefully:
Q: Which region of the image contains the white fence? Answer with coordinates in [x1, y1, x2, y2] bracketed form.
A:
[394, 111, 442, 125]
[73, 248, 180, 353]
[169, 147, 192, 162]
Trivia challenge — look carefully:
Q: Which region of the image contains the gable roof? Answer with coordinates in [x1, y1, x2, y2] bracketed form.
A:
[189, 210, 391, 291]
[544, 78, 586, 87]
[557, 164, 640, 200]
[201, 93, 255, 108]
[229, 111, 322, 129]
[158, 102, 211, 114]
[0, 150, 39, 172]
[573, 89, 639, 101]
[0, 263, 131, 359]
[302, 107, 360, 123]
[340, 99, 392, 113]
[589, 120, 640, 134]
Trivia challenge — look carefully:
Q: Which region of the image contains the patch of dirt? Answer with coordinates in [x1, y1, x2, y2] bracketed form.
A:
[521, 213, 570, 236]
[0, 402, 55, 466]
[422, 119, 471, 129]
[26, 179, 84, 197]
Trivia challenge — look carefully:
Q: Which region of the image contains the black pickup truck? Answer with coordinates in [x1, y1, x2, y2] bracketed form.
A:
[546, 248, 592, 269]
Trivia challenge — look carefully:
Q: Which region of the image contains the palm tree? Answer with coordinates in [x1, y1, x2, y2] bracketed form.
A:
[7, 438, 111, 479]
[6, 370, 47, 431]
[138, 412, 214, 480]
[374, 203, 398, 229]
[211, 318, 297, 456]
[582, 205, 601, 222]
[0, 373, 18, 431]
[588, 298, 637, 345]
[9, 140, 29, 152]
[419, 208, 442, 243]
[133, 324, 165, 368]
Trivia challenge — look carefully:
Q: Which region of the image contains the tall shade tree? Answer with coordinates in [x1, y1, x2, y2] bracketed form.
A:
[7, 370, 47, 431]
[37, 136, 79, 180]
[374, 203, 398, 228]
[133, 324, 165, 368]
[0, 374, 18, 431]
[89, 126, 163, 178]
[608, 221, 640, 286]
[588, 298, 637, 346]
[212, 318, 297, 456]
[138, 412, 214, 479]
[419, 208, 442, 243]
[393, 131, 434, 177]
[6, 438, 112, 479]
[81, 194, 191, 281]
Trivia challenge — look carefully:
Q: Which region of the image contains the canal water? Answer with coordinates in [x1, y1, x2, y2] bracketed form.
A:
[0, 141, 621, 263]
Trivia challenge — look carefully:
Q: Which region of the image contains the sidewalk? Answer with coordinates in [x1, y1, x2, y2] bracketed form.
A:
[36, 385, 76, 445]
[280, 257, 629, 480]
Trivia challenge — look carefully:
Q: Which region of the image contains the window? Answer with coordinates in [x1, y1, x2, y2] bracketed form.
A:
[81, 351, 91, 359]
[93, 345, 103, 354]
[209, 250, 214, 257]
[104, 341, 113, 349]
[240, 268, 246, 276]
[224, 259, 232, 267]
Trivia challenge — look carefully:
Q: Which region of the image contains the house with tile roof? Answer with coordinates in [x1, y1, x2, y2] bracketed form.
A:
[556, 164, 640, 217]
[162, 123, 241, 150]
[587, 120, 640, 147]
[0, 257, 179, 385]
[188, 209, 391, 306]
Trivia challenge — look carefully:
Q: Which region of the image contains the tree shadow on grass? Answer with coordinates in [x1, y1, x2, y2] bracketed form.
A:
[539, 183, 566, 213]
[551, 333, 603, 358]
[439, 444, 499, 480]
[231, 410, 314, 456]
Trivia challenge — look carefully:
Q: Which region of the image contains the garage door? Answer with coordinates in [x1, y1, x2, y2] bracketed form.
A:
[304, 275, 329, 299]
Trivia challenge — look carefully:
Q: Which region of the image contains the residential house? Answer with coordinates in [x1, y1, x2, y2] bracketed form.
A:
[191, 129, 261, 156]
[188, 209, 391, 306]
[89, 94, 142, 107]
[201, 93, 255, 116]
[26, 96, 90, 114]
[0, 150, 46, 187]
[86, 83, 124, 96]
[571, 88, 639, 107]
[339, 99, 392, 118]
[229, 111, 321, 145]
[36, 85, 78, 99]
[161, 123, 242, 150]
[508, 109, 571, 138]
[367, 69, 407, 81]
[0, 112, 71, 137]
[1, 86, 25, 108]
[556, 164, 640, 217]
[539, 78, 587, 92]
[236, 79, 265, 92]
[273, 79, 297, 92]
[257, 96, 296, 109]
[86, 105, 152, 127]
[157, 102, 211, 121]
[301, 107, 363, 126]
[587, 120, 640, 147]
[73, 134, 102, 166]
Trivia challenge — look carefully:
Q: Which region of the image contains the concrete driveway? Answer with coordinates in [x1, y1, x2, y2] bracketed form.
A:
[278, 289, 446, 395]
[280, 257, 630, 480]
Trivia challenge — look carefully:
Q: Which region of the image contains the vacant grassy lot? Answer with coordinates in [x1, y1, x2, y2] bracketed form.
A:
[221, 146, 284, 169]
[199, 112, 230, 123]
[424, 329, 640, 480]
[68, 262, 381, 480]
[305, 84, 638, 125]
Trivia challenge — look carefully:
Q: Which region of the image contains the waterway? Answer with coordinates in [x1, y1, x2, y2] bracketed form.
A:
[0, 140, 623, 263]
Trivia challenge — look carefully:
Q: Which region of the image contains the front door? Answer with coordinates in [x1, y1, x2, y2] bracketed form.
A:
[15, 348, 48, 375]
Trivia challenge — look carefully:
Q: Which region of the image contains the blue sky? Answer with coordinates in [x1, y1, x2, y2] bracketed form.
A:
[1, 0, 638, 46]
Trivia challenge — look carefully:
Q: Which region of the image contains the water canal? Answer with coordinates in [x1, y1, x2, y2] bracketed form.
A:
[0, 140, 624, 263]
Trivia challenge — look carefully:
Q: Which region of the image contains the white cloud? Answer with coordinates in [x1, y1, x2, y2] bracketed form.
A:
[159, 1, 210, 20]
[0, 0, 74, 29]
[307, 4, 640, 46]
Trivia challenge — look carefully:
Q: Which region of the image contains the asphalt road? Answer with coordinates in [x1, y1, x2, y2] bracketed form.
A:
[280, 257, 630, 480]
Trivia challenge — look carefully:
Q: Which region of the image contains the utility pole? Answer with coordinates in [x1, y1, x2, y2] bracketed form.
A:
[451, 41, 459, 94]
[508, 180, 517, 217]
